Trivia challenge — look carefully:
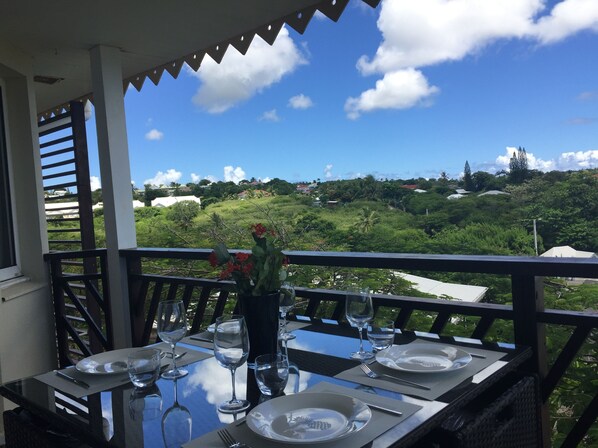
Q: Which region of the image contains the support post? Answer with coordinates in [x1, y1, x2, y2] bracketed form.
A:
[89, 45, 136, 348]
[512, 274, 550, 447]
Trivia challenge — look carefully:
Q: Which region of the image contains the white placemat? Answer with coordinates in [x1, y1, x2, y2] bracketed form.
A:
[35, 344, 212, 398]
[335, 340, 506, 400]
[184, 382, 421, 448]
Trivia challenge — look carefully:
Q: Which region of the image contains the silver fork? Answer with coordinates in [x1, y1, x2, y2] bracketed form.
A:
[217, 428, 250, 448]
[360, 363, 431, 390]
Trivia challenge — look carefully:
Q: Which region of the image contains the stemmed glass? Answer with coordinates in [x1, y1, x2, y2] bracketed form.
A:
[161, 380, 192, 448]
[279, 282, 296, 341]
[345, 286, 375, 361]
[157, 300, 188, 379]
[214, 315, 250, 413]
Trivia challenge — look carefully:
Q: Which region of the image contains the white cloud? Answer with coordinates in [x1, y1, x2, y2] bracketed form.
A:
[324, 164, 333, 179]
[348, 0, 598, 118]
[143, 169, 182, 187]
[190, 173, 200, 183]
[90, 176, 101, 191]
[190, 27, 307, 114]
[205, 175, 219, 183]
[494, 147, 598, 172]
[555, 150, 598, 170]
[145, 129, 164, 141]
[533, 0, 598, 44]
[577, 91, 598, 101]
[260, 109, 280, 122]
[288, 94, 314, 110]
[224, 166, 246, 184]
[357, 0, 538, 76]
[345, 68, 439, 119]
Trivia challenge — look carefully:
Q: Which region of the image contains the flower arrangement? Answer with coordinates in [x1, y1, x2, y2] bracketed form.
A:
[209, 223, 288, 296]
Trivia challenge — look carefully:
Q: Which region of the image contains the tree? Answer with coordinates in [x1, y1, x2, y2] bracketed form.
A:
[509, 146, 529, 184]
[463, 161, 474, 191]
[167, 200, 200, 229]
[355, 207, 380, 233]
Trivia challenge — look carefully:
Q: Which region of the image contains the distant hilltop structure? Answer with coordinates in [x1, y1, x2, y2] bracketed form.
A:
[151, 196, 201, 207]
[540, 245, 596, 259]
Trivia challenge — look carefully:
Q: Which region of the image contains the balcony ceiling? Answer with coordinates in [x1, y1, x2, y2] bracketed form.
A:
[1, 0, 379, 116]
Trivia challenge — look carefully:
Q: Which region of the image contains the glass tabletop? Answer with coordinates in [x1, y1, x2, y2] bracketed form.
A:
[0, 323, 530, 448]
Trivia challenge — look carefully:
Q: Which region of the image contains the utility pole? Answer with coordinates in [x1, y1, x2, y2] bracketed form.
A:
[533, 218, 538, 256]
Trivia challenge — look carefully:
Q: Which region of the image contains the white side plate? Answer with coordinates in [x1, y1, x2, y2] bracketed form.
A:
[376, 343, 472, 373]
[246, 393, 371, 444]
[76, 348, 139, 375]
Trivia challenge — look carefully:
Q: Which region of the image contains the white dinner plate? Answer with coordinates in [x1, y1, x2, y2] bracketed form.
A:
[246, 392, 371, 444]
[76, 348, 139, 375]
[376, 343, 472, 373]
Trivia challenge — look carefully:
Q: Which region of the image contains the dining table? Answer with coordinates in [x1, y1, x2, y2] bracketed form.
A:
[0, 319, 531, 448]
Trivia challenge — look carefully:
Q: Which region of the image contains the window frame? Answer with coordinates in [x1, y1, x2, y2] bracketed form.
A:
[0, 81, 21, 282]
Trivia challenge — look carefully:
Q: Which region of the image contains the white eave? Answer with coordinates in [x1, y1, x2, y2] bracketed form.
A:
[0, 0, 380, 118]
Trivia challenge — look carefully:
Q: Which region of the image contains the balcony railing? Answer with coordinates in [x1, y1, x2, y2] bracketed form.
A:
[46, 247, 598, 447]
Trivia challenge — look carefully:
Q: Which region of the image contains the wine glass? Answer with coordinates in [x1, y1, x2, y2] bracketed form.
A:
[345, 287, 375, 361]
[279, 282, 296, 341]
[161, 380, 192, 448]
[214, 315, 250, 413]
[157, 300, 188, 379]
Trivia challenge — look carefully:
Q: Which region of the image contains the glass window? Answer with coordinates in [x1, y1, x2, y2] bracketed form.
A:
[0, 85, 17, 278]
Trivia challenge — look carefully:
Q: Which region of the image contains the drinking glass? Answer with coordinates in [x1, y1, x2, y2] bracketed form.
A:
[214, 315, 250, 413]
[255, 353, 289, 396]
[367, 319, 395, 352]
[161, 380, 192, 448]
[157, 300, 188, 379]
[127, 348, 161, 388]
[345, 287, 374, 360]
[279, 282, 296, 341]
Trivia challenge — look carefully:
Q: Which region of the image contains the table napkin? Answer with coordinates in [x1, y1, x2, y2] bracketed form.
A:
[184, 382, 421, 448]
[35, 344, 212, 398]
[335, 340, 506, 401]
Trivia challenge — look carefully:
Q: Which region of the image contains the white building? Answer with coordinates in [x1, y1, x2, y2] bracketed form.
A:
[395, 273, 488, 302]
[151, 195, 201, 207]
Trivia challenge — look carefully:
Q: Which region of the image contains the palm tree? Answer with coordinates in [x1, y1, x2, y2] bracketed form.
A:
[356, 207, 380, 233]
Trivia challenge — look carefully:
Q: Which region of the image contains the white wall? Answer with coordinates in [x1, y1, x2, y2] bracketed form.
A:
[0, 48, 57, 436]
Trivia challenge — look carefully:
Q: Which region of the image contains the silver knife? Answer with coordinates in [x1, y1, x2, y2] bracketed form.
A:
[365, 403, 403, 417]
[54, 369, 90, 389]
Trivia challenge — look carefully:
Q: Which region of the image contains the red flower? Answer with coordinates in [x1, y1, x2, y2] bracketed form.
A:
[242, 262, 253, 275]
[251, 223, 267, 237]
[208, 251, 219, 267]
[235, 252, 250, 262]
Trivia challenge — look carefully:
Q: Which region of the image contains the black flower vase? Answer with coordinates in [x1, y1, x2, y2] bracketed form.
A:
[238, 292, 279, 367]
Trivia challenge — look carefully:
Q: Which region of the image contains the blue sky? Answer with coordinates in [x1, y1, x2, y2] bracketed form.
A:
[85, 0, 598, 190]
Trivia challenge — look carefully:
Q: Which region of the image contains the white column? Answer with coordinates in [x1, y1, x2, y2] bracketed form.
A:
[90, 45, 136, 348]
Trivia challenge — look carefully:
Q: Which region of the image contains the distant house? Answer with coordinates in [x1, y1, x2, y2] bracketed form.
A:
[414, 189, 427, 193]
[45, 201, 79, 218]
[296, 183, 317, 194]
[92, 200, 145, 211]
[395, 272, 487, 302]
[479, 190, 509, 197]
[447, 193, 465, 200]
[455, 188, 472, 195]
[237, 190, 271, 200]
[400, 184, 418, 190]
[541, 246, 597, 285]
[151, 196, 201, 207]
[541, 246, 597, 259]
